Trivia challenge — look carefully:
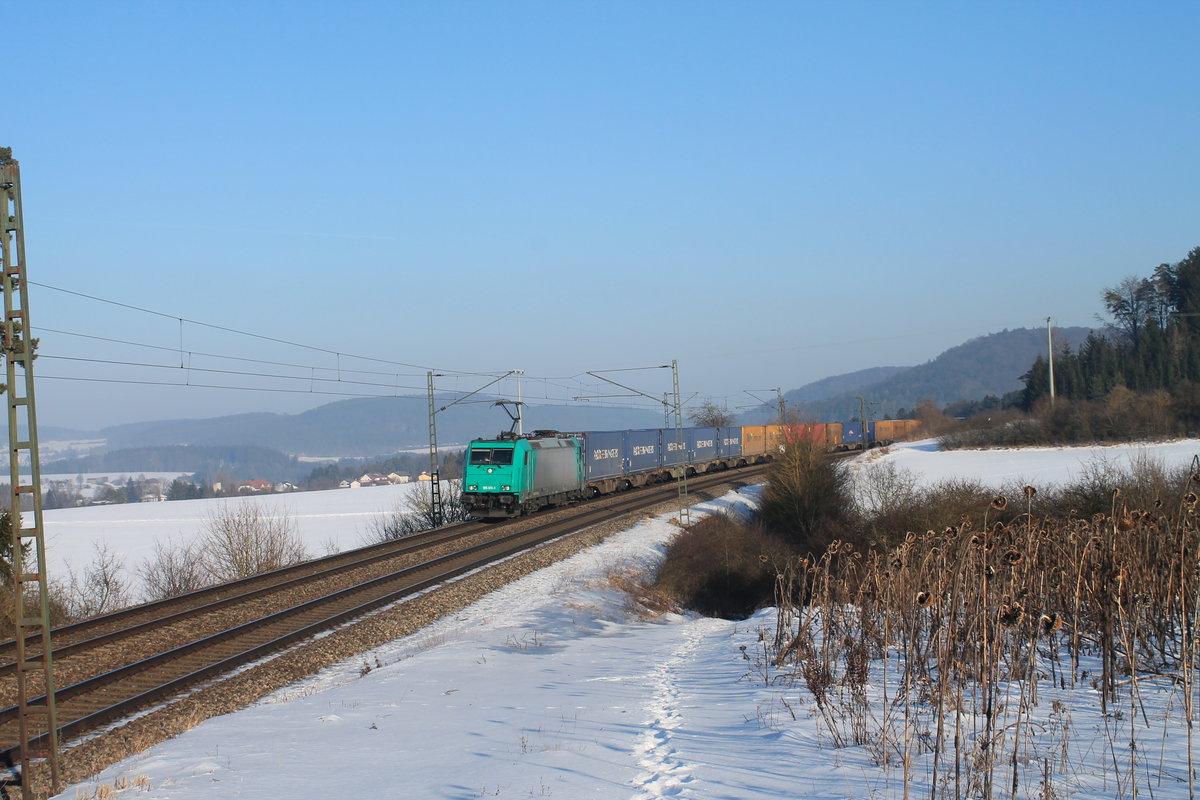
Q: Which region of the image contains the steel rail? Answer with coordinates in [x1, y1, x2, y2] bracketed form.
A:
[0, 518, 486, 666]
[0, 520, 490, 677]
[0, 466, 765, 764]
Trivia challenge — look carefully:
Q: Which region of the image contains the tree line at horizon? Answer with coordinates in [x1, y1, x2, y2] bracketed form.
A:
[34, 446, 464, 508]
[935, 246, 1200, 447]
[1021, 246, 1200, 410]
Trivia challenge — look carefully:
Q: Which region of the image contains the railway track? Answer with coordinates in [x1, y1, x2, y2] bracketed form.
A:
[0, 465, 766, 774]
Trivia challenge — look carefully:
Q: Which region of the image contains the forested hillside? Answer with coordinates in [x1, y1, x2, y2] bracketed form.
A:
[1022, 247, 1200, 407]
[776, 327, 1092, 421]
[943, 246, 1200, 447]
[783, 366, 911, 405]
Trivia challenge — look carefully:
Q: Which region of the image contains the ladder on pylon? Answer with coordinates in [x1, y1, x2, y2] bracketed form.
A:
[426, 372, 443, 527]
[671, 359, 690, 527]
[0, 148, 61, 798]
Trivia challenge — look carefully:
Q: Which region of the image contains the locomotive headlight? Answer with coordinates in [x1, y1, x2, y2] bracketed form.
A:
[468, 485, 478, 491]
[487, 467, 494, 473]
[502, 485, 511, 491]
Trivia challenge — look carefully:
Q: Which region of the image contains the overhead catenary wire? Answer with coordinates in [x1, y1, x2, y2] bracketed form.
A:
[28, 280, 475, 374]
[35, 281, 1018, 406]
[26, 282, 689, 415]
[36, 374, 434, 400]
[35, 363, 671, 411]
[36, 326, 431, 379]
[36, 374, 672, 414]
[35, 344, 673, 414]
[37, 354, 434, 393]
[38, 353, 669, 406]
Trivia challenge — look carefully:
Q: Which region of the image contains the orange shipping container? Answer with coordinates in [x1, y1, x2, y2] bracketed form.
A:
[823, 422, 843, 448]
[765, 424, 788, 454]
[876, 419, 922, 442]
[740, 425, 768, 458]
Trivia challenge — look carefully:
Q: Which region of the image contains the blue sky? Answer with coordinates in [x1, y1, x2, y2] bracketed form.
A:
[7, 1, 1198, 429]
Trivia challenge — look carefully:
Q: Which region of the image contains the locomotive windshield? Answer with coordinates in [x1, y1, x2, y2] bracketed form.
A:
[469, 447, 514, 466]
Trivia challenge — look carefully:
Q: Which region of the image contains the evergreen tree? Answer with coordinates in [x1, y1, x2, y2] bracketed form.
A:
[1021, 355, 1049, 410]
[0, 510, 28, 585]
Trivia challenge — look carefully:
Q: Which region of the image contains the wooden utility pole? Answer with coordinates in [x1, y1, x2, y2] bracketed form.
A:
[1047, 317, 1056, 405]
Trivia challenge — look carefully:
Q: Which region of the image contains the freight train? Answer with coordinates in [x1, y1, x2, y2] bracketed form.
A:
[460, 420, 920, 519]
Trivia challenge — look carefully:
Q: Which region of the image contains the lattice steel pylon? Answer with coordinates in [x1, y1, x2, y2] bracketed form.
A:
[426, 372, 443, 527]
[0, 148, 61, 798]
[671, 360, 690, 527]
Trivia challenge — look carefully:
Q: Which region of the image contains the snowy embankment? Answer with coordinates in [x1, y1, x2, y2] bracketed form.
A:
[53, 439, 1200, 799]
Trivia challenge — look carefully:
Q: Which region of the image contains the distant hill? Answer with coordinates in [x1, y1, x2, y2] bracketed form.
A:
[44, 444, 303, 483]
[740, 327, 1093, 423]
[781, 366, 912, 405]
[91, 397, 665, 458]
[787, 327, 1094, 421]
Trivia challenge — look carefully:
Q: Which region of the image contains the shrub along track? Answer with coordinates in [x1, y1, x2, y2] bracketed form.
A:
[6, 466, 765, 797]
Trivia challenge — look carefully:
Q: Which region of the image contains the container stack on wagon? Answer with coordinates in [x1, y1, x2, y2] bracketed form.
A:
[461, 419, 921, 518]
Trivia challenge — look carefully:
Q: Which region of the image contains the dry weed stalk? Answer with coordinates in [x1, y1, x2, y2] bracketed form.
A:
[770, 462, 1200, 800]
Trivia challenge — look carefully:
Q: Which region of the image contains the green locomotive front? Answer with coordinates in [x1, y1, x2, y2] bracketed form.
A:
[461, 432, 586, 518]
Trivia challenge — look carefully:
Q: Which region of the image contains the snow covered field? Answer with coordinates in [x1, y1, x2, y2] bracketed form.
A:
[846, 437, 1200, 491]
[48, 439, 1200, 799]
[43, 482, 430, 595]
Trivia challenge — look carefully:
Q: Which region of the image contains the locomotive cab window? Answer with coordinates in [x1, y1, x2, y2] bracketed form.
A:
[469, 448, 515, 466]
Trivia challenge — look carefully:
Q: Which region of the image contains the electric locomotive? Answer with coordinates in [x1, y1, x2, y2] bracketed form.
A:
[460, 431, 586, 518]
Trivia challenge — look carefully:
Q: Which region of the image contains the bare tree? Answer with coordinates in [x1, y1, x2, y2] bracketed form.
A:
[139, 538, 210, 601]
[363, 479, 469, 544]
[200, 502, 308, 581]
[689, 400, 735, 427]
[362, 505, 424, 544]
[409, 478, 468, 527]
[1102, 274, 1163, 339]
[58, 542, 132, 620]
[915, 397, 955, 435]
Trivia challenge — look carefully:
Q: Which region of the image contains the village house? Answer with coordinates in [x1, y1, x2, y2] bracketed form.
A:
[357, 472, 392, 487]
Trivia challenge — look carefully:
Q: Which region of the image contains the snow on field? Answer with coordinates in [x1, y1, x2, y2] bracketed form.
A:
[849, 436, 1200, 491]
[49, 439, 1200, 799]
[43, 483, 430, 594]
